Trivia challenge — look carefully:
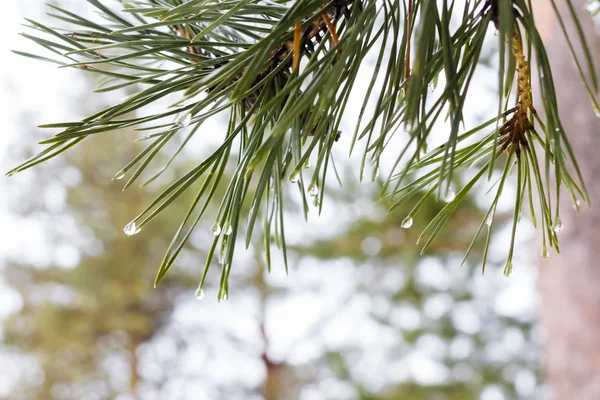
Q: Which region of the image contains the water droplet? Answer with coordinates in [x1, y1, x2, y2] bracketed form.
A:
[486, 215, 493, 227]
[504, 261, 513, 277]
[289, 173, 299, 183]
[573, 199, 581, 211]
[553, 218, 563, 233]
[179, 113, 192, 127]
[303, 160, 311, 169]
[308, 183, 319, 197]
[223, 224, 233, 235]
[401, 217, 413, 229]
[397, 88, 405, 102]
[113, 170, 126, 180]
[219, 292, 228, 302]
[420, 142, 428, 154]
[123, 221, 141, 236]
[195, 289, 205, 300]
[594, 104, 600, 118]
[541, 246, 550, 259]
[211, 223, 221, 236]
[443, 190, 456, 203]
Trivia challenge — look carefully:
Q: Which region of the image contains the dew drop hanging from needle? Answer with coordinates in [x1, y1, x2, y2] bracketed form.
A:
[541, 245, 550, 259]
[124, 221, 141, 236]
[211, 223, 222, 236]
[113, 170, 126, 180]
[443, 190, 456, 203]
[553, 218, 563, 233]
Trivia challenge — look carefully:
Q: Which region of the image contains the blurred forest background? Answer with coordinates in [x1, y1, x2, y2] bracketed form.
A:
[7, 0, 599, 398]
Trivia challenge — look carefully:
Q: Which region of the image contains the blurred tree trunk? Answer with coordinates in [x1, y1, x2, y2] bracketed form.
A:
[537, 1, 600, 399]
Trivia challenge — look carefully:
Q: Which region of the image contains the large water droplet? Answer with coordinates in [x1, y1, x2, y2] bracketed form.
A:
[211, 223, 222, 236]
[113, 170, 126, 180]
[124, 221, 141, 236]
[289, 173, 299, 183]
[308, 183, 319, 197]
[401, 216, 413, 229]
[443, 190, 456, 203]
[541, 246, 550, 259]
[223, 224, 233, 235]
[553, 218, 563, 233]
[195, 289, 205, 300]
[485, 215, 493, 227]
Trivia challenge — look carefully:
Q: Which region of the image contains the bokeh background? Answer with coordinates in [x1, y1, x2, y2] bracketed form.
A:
[4, 0, 586, 399]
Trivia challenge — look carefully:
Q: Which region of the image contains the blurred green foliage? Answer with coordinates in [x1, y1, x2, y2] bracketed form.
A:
[3, 134, 538, 399]
[3, 131, 200, 398]
[292, 185, 538, 399]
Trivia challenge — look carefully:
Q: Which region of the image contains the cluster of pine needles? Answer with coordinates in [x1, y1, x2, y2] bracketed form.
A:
[8, 0, 599, 297]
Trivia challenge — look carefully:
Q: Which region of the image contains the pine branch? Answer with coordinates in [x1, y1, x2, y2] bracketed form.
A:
[8, 0, 599, 297]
